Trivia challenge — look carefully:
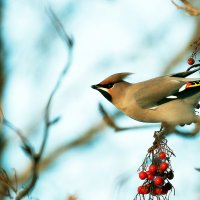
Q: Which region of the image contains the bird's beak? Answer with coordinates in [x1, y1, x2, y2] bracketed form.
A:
[91, 84, 112, 102]
[91, 84, 99, 90]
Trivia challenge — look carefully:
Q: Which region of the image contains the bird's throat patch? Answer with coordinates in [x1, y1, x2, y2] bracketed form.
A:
[98, 89, 112, 102]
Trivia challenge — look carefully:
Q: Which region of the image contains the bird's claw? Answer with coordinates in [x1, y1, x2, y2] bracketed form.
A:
[153, 130, 164, 145]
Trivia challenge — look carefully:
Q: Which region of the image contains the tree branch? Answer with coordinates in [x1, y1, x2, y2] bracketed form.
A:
[37, 5, 74, 160]
[15, 6, 74, 199]
[172, 0, 200, 16]
[98, 103, 200, 138]
[1, 5, 74, 200]
[98, 103, 159, 132]
[14, 111, 123, 184]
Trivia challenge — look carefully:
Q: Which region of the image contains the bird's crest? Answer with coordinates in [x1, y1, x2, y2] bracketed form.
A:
[99, 72, 133, 85]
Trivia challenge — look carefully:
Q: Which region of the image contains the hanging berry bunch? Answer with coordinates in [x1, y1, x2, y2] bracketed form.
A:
[134, 138, 175, 200]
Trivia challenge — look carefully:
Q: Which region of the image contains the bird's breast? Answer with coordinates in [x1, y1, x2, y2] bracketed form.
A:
[116, 101, 160, 123]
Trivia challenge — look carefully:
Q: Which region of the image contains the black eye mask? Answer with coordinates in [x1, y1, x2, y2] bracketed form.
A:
[98, 83, 114, 89]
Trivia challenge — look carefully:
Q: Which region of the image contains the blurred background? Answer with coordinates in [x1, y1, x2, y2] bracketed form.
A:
[0, 0, 200, 199]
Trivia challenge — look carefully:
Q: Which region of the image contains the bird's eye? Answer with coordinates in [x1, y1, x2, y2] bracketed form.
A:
[105, 83, 114, 89]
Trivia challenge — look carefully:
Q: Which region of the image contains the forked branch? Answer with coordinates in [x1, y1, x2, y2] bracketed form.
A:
[1, 5, 74, 200]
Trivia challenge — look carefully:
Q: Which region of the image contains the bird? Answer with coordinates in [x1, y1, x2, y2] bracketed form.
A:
[91, 68, 200, 138]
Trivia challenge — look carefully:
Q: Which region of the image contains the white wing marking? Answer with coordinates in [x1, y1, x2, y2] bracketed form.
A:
[166, 95, 177, 99]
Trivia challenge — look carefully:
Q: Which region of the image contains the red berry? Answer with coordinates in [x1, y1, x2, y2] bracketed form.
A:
[154, 188, 163, 195]
[147, 174, 154, 180]
[143, 187, 149, 194]
[146, 171, 152, 175]
[137, 186, 149, 194]
[160, 162, 168, 171]
[146, 170, 155, 180]
[149, 164, 157, 174]
[159, 152, 166, 159]
[156, 166, 163, 173]
[153, 176, 164, 186]
[137, 186, 143, 194]
[139, 171, 147, 180]
[187, 57, 195, 65]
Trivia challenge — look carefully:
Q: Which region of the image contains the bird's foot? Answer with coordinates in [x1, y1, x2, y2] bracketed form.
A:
[153, 130, 165, 145]
[153, 130, 160, 138]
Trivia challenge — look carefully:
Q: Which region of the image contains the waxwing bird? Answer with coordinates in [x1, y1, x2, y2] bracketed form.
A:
[91, 68, 200, 137]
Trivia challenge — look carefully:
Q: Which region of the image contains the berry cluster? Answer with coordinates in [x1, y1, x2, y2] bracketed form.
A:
[134, 138, 175, 200]
[187, 37, 200, 66]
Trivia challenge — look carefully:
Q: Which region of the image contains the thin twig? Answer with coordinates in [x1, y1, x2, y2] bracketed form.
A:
[37, 5, 73, 160]
[172, 0, 200, 16]
[0, 168, 17, 199]
[14, 104, 197, 184]
[15, 162, 38, 200]
[16, 7, 73, 200]
[3, 118, 38, 200]
[99, 103, 159, 132]
[3, 119, 34, 157]
[15, 111, 123, 184]
[2, 5, 74, 200]
[161, 17, 200, 75]
[99, 103, 200, 138]
[186, 63, 200, 71]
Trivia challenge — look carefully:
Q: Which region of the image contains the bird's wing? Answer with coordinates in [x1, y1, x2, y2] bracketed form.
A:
[134, 75, 200, 109]
[170, 68, 200, 78]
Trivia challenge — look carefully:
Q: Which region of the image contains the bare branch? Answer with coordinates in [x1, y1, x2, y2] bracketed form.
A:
[172, 0, 200, 16]
[37, 5, 74, 160]
[99, 103, 200, 138]
[15, 163, 38, 200]
[3, 119, 34, 157]
[15, 111, 123, 184]
[99, 103, 159, 132]
[14, 103, 199, 185]
[161, 17, 200, 75]
[2, 118, 38, 200]
[46, 4, 74, 49]
[1, 5, 74, 200]
[15, 6, 74, 199]
[0, 169, 17, 199]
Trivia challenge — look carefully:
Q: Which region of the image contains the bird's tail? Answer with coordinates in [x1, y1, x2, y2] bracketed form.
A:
[171, 65, 200, 78]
